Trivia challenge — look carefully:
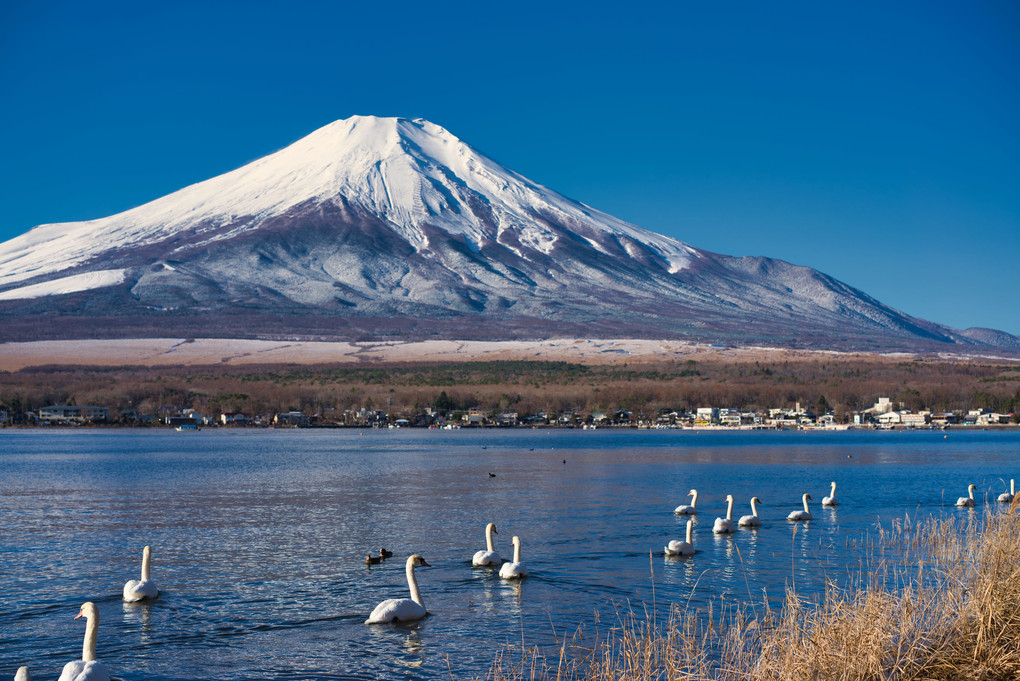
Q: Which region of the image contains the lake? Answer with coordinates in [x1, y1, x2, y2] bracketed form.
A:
[1, 428, 1017, 679]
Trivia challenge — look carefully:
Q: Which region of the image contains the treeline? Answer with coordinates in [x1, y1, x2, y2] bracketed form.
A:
[2, 357, 1020, 420]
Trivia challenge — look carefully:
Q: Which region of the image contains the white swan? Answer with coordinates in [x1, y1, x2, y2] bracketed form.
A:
[955, 484, 976, 507]
[787, 493, 813, 521]
[713, 494, 735, 534]
[471, 523, 502, 566]
[822, 481, 838, 506]
[499, 535, 530, 579]
[674, 489, 698, 515]
[58, 602, 111, 681]
[365, 554, 431, 624]
[123, 545, 159, 602]
[15, 667, 30, 681]
[665, 519, 695, 555]
[997, 479, 1015, 503]
[738, 497, 762, 527]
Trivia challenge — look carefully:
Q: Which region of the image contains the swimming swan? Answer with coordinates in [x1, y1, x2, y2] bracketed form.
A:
[787, 493, 813, 521]
[738, 497, 762, 527]
[499, 535, 530, 579]
[713, 494, 735, 534]
[955, 484, 976, 507]
[58, 602, 111, 681]
[123, 545, 159, 602]
[674, 489, 698, 515]
[665, 519, 695, 555]
[472, 523, 502, 566]
[365, 554, 431, 624]
[822, 481, 838, 506]
[998, 479, 1015, 503]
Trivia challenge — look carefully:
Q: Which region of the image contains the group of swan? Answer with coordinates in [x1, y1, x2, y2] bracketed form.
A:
[18, 547, 158, 680]
[956, 480, 1016, 506]
[366, 523, 529, 625]
[666, 482, 843, 551]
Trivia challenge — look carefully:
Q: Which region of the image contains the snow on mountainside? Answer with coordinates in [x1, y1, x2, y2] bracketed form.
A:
[0, 115, 1015, 351]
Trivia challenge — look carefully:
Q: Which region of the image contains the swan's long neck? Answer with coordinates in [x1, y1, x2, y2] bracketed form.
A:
[685, 520, 693, 544]
[969, 486, 975, 500]
[141, 546, 151, 581]
[802, 494, 810, 513]
[485, 524, 495, 552]
[83, 612, 98, 662]
[1011, 479, 1015, 495]
[725, 496, 733, 520]
[750, 498, 758, 517]
[512, 538, 522, 563]
[691, 490, 698, 508]
[830, 482, 837, 496]
[406, 561, 424, 607]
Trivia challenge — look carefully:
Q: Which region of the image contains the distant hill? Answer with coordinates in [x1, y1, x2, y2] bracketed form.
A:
[1, 115, 1016, 352]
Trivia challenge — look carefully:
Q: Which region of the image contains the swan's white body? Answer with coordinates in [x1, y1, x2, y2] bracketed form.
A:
[471, 523, 502, 566]
[365, 555, 430, 624]
[123, 545, 159, 602]
[665, 519, 695, 555]
[58, 602, 111, 681]
[998, 479, 1015, 503]
[822, 481, 838, 506]
[713, 494, 735, 534]
[499, 535, 529, 579]
[787, 494, 813, 521]
[674, 489, 698, 515]
[955, 484, 976, 507]
[738, 497, 762, 527]
[15, 667, 30, 681]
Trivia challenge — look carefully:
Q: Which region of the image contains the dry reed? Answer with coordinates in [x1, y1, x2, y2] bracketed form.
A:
[482, 499, 1020, 681]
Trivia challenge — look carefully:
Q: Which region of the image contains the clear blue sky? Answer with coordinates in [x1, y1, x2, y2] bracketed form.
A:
[2, 1, 1018, 334]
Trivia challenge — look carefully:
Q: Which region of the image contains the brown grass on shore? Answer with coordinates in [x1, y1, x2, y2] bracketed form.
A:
[483, 501, 1020, 680]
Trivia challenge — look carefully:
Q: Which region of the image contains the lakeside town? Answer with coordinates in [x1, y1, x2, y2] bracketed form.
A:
[3, 396, 1016, 430]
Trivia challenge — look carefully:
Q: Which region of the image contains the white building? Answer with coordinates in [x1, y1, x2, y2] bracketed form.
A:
[39, 405, 109, 423]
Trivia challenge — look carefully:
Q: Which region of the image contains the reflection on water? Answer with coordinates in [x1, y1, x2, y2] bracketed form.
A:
[1, 428, 1017, 680]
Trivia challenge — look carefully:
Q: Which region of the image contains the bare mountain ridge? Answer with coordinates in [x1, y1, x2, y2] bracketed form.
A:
[0, 115, 1014, 352]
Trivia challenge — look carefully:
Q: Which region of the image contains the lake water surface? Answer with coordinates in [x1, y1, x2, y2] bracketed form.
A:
[2, 428, 1018, 679]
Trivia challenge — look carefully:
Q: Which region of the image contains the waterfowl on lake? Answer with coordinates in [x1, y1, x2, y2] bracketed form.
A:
[998, 479, 1015, 503]
[664, 519, 695, 556]
[365, 555, 431, 624]
[738, 497, 762, 527]
[366, 554, 382, 566]
[499, 535, 529, 579]
[122, 545, 158, 602]
[472, 522, 502, 566]
[822, 481, 838, 506]
[379, 548, 393, 559]
[713, 495, 736, 534]
[787, 494, 813, 521]
[956, 484, 976, 507]
[58, 602, 111, 681]
[674, 489, 699, 515]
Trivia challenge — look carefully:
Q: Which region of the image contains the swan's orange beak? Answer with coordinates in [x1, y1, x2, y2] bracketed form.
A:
[74, 610, 84, 620]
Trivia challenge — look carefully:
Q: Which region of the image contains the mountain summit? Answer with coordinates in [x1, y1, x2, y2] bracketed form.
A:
[0, 116, 1014, 351]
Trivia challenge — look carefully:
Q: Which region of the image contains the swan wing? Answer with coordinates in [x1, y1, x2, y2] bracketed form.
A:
[499, 561, 529, 579]
[955, 497, 974, 507]
[998, 492, 1014, 503]
[365, 598, 426, 624]
[713, 518, 734, 533]
[58, 661, 110, 681]
[123, 578, 159, 601]
[738, 514, 759, 526]
[472, 549, 501, 566]
[673, 505, 696, 515]
[822, 496, 838, 506]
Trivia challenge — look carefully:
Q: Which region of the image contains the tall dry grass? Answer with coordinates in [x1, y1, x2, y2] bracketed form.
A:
[483, 500, 1020, 681]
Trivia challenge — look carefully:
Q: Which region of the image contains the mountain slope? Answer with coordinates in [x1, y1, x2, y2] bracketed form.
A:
[0, 116, 1013, 351]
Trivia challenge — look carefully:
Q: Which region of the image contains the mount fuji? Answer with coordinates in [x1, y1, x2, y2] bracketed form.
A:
[0, 115, 1014, 351]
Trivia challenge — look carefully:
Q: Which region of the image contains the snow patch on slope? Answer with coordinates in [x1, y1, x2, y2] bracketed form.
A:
[0, 269, 128, 300]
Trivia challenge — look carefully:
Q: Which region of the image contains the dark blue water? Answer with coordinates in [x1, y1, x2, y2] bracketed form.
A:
[1, 428, 1017, 679]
